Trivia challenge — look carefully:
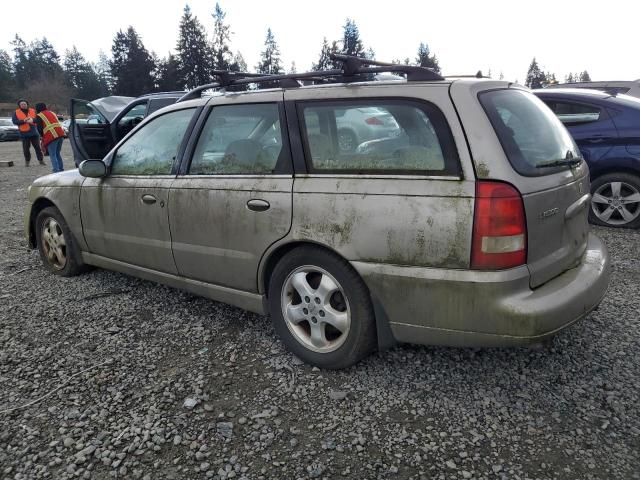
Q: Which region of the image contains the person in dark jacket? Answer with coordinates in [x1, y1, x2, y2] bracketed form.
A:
[12, 99, 45, 166]
[34, 103, 65, 173]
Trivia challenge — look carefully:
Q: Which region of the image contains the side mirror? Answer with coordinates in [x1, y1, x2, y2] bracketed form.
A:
[79, 160, 106, 178]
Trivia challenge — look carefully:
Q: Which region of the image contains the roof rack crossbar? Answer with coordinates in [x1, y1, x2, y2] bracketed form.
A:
[177, 55, 445, 102]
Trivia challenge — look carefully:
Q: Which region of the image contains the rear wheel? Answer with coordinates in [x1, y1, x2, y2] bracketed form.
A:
[268, 246, 376, 369]
[36, 207, 88, 276]
[589, 173, 640, 228]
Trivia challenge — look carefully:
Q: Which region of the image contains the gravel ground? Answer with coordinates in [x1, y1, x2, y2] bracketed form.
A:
[1, 139, 639, 480]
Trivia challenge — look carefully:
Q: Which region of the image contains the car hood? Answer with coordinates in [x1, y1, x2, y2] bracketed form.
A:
[0, 125, 18, 130]
[89, 96, 135, 122]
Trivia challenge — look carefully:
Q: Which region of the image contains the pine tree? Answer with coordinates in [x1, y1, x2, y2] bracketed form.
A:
[10, 35, 29, 88]
[341, 18, 365, 57]
[211, 2, 233, 71]
[95, 50, 112, 96]
[156, 53, 181, 91]
[256, 28, 283, 75]
[329, 40, 341, 69]
[365, 48, 375, 61]
[416, 42, 441, 74]
[289, 61, 297, 74]
[525, 58, 546, 89]
[110, 27, 156, 96]
[230, 52, 247, 72]
[0, 49, 14, 101]
[313, 37, 332, 71]
[176, 5, 212, 89]
[545, 71, 558, 85]
[63, 46, 103, 99]
[29, 38, 64, 79]
[580, 70, 591, 82]
[565, 72, 574, 83]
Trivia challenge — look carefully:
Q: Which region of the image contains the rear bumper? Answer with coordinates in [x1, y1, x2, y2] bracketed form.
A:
[352, 232, 611, 347]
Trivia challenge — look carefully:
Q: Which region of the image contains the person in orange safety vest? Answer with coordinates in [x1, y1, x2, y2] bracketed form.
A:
[11, 99, 45, 166]
[34, 103, 66, 173]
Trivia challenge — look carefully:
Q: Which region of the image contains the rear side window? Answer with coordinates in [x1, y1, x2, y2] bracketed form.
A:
[544, 100, 601, 125]
[299, 100, 460, 175]
[479, 89, 581, 176]
[189, 103, 283, 175]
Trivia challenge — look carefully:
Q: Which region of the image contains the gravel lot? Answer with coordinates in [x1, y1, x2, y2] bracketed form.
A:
[1, 139, 639, 480]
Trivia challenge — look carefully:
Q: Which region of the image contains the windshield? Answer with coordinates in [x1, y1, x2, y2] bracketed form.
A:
[479, 89, 581, 176]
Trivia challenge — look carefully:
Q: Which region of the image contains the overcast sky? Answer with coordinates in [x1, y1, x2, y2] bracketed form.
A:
[2, 0, 638, 83]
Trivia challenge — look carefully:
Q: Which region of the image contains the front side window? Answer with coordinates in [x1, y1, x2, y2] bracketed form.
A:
[111, 108, 194, 175]
[299, 100, 459, 175]
[480, 89, 581, 176]
[189, 103, 283, 175]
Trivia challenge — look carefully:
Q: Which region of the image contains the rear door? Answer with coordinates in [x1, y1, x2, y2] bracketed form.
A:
[169, 91, 293, 292]
[284, 84, 474, 269]
[70, 98, 114, 163]
[540, 98, 617, 162]
[474, 87, 590, 287]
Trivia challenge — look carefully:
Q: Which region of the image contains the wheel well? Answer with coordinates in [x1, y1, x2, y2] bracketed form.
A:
[260, 240, 397, 351]
[591, 166, 640, 183]
[28, 198, 56, 248]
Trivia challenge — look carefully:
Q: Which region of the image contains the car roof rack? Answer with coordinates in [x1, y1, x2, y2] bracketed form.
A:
[177, 55, 445, 102]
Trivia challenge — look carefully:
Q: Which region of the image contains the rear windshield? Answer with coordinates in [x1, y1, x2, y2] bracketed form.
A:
[479, 89, 581, 176]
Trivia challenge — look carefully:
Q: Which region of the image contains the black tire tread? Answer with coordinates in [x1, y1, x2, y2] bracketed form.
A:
[35, 206, 88, 277]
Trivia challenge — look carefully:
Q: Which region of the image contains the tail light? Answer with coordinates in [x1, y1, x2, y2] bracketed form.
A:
[365, 116, 383, 125]
[471, 181, 527, 270]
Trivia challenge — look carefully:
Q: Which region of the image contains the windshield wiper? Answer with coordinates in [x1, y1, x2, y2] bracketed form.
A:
[536, 157, 583, 169]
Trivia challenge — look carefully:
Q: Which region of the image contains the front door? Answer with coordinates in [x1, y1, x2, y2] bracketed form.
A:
[169, 92, 293, 292]
[80, 107, 196, 274]
[70, 98, 115, 164]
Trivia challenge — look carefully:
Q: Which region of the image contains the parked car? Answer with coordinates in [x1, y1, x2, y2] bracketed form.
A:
[25, 58, 611, 368]
[545, 79, 640, 98]
[534, 88, 640, 228]
[0, 117, 20, 141]
[69, 91, 184, 164]
[333, 107, 400, 151]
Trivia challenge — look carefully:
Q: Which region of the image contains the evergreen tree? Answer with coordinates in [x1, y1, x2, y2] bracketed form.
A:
[63, 46, 103, 99]
[229, 52, 247, 72]
[176, 5, 212, 89]
[289, 61, 297, 74]
[565, 72, 575, 83]
[416, 42, 441, 74]
[545, 71, 558, 85]
[256, 28, 283, 75]
[580, 70, 591, 82]
[211, 2, 232, 71]
[524, 57, 547, 89]
[313, 37, 332, 71]
[156, 53, 181, 91]
[10, 35, 29, 88]
[0, 49, 14, 101]
[329, 40, 341, 69]
[365, 47, 375, 61]
[110, 27, 156, 96]
[341, 18, 365, 57]
[95, 50, 112, 96]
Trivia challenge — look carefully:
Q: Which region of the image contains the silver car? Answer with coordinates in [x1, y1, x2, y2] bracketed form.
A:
[24, 60, 611, 368]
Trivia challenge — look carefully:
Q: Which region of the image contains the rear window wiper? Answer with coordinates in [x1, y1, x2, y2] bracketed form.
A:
[536, 157, 583, 168]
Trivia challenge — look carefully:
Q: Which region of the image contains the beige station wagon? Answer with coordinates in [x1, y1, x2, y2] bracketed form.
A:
[25, 56, 611, 368]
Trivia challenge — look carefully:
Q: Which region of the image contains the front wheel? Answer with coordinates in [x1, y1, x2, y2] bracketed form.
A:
[589, 173, 640, 228]
[35, 206, 88, 276]
[268, 246, 376, 369]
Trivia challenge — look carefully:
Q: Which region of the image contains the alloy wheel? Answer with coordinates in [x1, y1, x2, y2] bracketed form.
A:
[281, 266, 351, 353]
[41, 217, 67, 270]
[591, 181, 640, 226]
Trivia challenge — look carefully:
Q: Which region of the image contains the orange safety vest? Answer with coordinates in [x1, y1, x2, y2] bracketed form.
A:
[36, 110, 65, 148]
[15, 108, 37, 133]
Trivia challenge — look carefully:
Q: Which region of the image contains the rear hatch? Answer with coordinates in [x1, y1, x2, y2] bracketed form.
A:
[478, 88, 590, 287]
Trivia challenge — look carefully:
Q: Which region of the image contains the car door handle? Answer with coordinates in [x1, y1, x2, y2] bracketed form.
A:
[141, 194, 157, 205]
[246, 199, 270, 212]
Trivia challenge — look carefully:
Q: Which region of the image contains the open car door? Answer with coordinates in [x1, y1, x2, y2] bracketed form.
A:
[69, 96, 132, 165]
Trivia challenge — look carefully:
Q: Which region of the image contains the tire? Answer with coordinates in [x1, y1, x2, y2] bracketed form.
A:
[268, 246, 377, 369]
[337, 129, 358, 152]
[589, 172, 640, 229]
[35, 206, 88, 276]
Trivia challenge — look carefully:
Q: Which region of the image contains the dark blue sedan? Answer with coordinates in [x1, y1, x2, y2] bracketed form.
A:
[534, 88, 640, 228]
